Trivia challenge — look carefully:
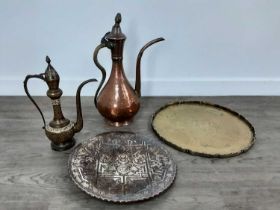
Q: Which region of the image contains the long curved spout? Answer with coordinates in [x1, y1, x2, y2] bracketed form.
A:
[135, 37, 165, 97]
[74, 78, 97, 133]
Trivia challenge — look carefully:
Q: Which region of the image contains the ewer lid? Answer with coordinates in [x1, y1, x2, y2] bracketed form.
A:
[106, 13, 126, 41]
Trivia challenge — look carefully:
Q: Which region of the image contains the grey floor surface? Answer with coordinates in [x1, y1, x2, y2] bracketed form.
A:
[0, 96, 279, 210]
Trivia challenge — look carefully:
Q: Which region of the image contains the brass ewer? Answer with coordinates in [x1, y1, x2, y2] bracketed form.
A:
[93, 13, 164, 126]
[24, 56, 97, 151]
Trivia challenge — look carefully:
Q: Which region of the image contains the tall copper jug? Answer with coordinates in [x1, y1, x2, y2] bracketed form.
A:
[93, 13, 164, 126]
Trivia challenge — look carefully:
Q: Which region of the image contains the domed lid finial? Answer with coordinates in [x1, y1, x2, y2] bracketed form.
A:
[46, 56, 51, 64]
[106, 12, 126, 40]
[44, 55, 59, 84]
[115, 13, 121, 25]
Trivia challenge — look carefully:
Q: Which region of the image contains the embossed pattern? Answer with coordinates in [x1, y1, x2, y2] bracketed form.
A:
[45, 122, 74, 133]
[51, 99, 60, 106]
[68, 131, 176, 203]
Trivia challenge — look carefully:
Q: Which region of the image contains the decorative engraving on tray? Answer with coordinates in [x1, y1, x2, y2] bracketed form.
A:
[69, 132, 176, 202]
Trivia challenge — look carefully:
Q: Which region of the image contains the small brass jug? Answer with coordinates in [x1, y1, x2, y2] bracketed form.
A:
[93, 13, 164, 126]
[24, 56, 97, 151]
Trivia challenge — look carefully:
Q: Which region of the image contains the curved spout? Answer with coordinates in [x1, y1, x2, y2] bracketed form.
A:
[135, 37, 165, 97]
[74, 78, 97, 133]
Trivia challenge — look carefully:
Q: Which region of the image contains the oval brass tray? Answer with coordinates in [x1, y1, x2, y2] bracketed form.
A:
[68, 131, 176, 203]
[152, 101, 255, 158]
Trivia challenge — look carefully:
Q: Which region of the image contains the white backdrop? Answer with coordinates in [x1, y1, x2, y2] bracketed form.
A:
[1, 0, 280, 96]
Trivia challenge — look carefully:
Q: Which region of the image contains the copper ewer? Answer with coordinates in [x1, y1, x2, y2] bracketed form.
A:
[93, 13, 164, 126]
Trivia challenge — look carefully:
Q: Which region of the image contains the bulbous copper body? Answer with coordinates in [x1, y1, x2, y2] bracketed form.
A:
[96, 61, 140, 124]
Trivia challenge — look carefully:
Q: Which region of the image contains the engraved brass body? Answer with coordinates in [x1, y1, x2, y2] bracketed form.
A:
[24, 56, 97, 151]
[93, 13, 164, 126]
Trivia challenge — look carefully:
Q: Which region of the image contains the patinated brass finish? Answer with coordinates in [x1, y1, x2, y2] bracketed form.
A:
[68, 131, 176, 203]
[152, 101, 256, 158]
[93, 13, 164, 126]
[24, 56, 97, 151]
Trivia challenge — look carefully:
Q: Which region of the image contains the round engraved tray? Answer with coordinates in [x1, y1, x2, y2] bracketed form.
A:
[68, 131, 176, 203]
[152, 101, 255, 158]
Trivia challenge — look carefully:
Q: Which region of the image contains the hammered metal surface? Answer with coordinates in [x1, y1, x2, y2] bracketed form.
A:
[68, 131, 176, 203]
[152, 101, 255, 158]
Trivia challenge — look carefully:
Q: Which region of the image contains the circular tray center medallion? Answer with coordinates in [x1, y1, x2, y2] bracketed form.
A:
[152, 101, 255, 157]
[68, 131, 176, 203]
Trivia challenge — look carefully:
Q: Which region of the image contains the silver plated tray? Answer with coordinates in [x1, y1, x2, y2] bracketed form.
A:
[68, 131, 176, 203]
